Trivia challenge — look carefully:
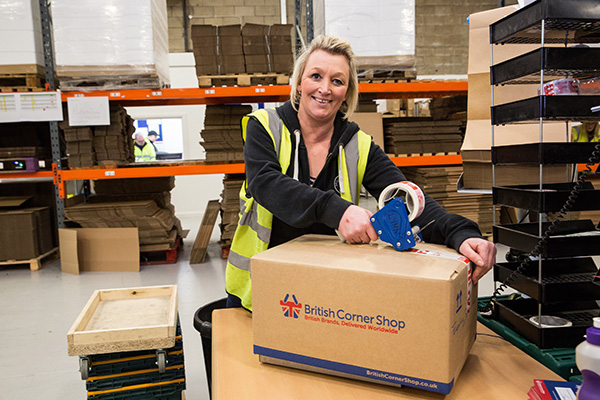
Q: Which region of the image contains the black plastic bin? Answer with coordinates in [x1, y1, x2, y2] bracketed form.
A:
[193, 298, 227, 398]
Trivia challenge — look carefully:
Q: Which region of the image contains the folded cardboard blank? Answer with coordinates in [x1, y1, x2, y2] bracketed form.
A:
[59, 228, 139, 274]
[252, 235, 477, 395]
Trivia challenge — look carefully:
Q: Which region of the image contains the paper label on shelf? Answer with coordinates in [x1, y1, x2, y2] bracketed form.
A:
[0, 91, 63, 122]
[67, 96, 110, 126]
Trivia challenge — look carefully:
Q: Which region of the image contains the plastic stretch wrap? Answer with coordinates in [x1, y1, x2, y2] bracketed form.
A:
[50, 0, 169, 85]
[314, 0, 415, 74]
[0, 0, 43, 66]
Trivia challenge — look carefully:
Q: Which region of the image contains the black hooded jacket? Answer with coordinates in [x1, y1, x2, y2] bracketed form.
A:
[242, 100, 483, 250]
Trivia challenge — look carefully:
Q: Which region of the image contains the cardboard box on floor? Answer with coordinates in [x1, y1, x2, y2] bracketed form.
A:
[59, 228, 139, 274]
[0, 204, 53, 261]
[252, 235, 476, 395]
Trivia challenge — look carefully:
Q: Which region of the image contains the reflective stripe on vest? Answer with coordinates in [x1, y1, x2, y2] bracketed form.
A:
[227, 108, 371, 310]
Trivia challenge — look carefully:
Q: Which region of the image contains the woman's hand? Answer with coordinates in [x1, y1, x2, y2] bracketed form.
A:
[459, 238, 497, 284]
[338, 205, 379, 244]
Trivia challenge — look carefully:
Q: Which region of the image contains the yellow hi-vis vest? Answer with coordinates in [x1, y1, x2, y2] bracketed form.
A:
[225, 108, 372, 310]
[134, 139, 157, 161]
[572, 124, 600, 142]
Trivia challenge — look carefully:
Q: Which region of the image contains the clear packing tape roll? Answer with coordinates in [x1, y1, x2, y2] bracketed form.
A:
[378, 181, 425, 222]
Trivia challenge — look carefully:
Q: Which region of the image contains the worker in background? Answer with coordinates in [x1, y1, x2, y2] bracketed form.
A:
[147, 130, 159, 152]
[225, 35, 497, 311]
[133, 133, 156, 162]
[572, 121, 600, 142]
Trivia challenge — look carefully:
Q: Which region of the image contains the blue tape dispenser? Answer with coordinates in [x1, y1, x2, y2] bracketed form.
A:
[370, 198, 416, 251]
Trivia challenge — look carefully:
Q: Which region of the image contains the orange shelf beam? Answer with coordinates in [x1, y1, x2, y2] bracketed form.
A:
[578, 163, 599, 172]
[61, 86, 291, 106]
[58, 155, 462, 181]
[58, 163, 245, 182]
[0, 171, 54, 180]
[358, 81, 468, 99]
[391, 154, 462, 167]
[60, 81, 468, 106]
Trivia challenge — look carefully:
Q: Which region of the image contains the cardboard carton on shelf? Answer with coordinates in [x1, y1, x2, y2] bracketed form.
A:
[252, 235, 476, 395]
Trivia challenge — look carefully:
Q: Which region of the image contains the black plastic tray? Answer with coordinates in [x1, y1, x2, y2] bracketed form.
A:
[490, 0, 600, 45]
[492, 142, 600, 165]
[491, 47, 600, 85]
[491, 95, 600, 125]
[494, 297, 599, 348]
[494, 257, 600, 303]
[493, 220, 600, 257]
[493, 182, 599, 212]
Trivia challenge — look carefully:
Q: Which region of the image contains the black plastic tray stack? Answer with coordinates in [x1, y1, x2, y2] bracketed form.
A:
[489, 0, 600, 349]
[83, 319, 186, 400]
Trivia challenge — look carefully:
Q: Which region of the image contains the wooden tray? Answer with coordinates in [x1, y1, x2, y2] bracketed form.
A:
[67, 285, 178, 356]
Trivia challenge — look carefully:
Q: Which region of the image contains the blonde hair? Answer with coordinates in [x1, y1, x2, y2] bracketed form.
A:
[290, 35, 359, 119]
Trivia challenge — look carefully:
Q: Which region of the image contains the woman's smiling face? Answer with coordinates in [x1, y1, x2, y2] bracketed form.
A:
[298, 49, 349, 123]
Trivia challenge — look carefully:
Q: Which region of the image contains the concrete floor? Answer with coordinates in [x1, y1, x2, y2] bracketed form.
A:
[0, 214, 503, 400]
[0, 215, 225, 400]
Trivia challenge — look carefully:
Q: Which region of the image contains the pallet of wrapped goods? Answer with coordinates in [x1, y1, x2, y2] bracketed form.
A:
[51, 0, 169, 90]
[0, 2, 45, 92]
[318, 1, 415, 79]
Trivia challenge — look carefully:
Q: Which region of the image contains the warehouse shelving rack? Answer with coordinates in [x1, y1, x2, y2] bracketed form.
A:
[0, 2, 469, 227]
[488, 0, 600, 349]
[1, 81, 468, 201]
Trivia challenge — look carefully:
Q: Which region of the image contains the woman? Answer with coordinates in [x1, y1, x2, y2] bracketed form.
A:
[226, 35, 496, 310]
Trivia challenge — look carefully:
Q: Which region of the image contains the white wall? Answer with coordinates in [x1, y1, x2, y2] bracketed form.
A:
[125, 104, 224, 218]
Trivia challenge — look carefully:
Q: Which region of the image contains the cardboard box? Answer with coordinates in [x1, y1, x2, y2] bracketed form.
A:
[0, 206, 53, 261]
[59, 228, 139, 274]
[350, 113, 384, 150]
[252, 235, 476, 395]
[462, 160, 571, 188]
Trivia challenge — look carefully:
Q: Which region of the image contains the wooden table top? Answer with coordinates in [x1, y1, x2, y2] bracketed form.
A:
[212, 308, 563, 399]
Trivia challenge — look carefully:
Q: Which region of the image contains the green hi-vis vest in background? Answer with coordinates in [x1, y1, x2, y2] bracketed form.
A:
[225, 108, 372, 311]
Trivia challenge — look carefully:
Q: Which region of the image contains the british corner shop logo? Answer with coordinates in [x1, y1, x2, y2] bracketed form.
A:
[280, 294, 302, 318]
